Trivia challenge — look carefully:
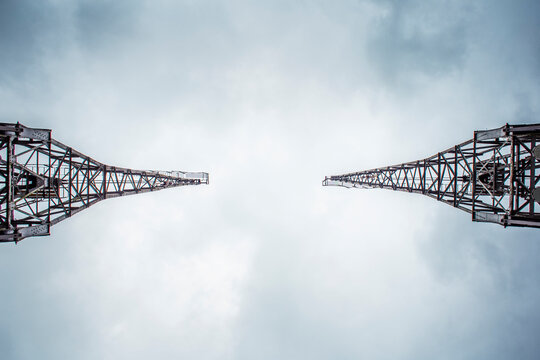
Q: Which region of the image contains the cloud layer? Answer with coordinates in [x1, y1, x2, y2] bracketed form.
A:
[1, 1, 540, 359]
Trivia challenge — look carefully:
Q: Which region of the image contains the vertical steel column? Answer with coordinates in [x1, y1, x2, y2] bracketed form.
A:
[6, 136, 13, 231]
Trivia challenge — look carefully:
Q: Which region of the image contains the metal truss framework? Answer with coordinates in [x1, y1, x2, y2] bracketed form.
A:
[0, 123, 209, 242]
[324, 124, 540, 228]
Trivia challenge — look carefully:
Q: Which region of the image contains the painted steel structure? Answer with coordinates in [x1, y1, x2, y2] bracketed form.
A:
[323, 124, 540, 228]
[0, 123, 209, 242]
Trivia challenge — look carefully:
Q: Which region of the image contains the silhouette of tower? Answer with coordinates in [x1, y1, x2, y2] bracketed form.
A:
[0, 122, 208, 242]
[323, 124, 540, 228]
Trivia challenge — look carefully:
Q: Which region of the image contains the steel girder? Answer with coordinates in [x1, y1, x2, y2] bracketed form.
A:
[323, 124, 540, 228]
[0, 123, 209, 242]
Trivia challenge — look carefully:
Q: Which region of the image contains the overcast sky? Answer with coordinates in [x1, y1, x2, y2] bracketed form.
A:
[1, 0, 540, 359]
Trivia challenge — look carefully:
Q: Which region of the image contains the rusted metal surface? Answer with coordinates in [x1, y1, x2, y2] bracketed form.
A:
[324, 124, 540, 228]
[0, 123, 209, 242]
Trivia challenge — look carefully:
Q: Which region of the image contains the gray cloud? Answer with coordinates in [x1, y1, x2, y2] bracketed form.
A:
[75, 1, 140, 53]
[0, 1, 68, 85]
[367, 0, 471, 83]
[417, 213, 540, 359]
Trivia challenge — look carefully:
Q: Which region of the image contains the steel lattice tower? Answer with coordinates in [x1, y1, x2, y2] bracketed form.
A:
[323, 124, 540, 228]
[0, 122, 209, 242]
